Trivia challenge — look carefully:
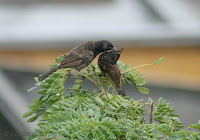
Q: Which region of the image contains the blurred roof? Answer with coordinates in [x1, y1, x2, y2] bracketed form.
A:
[0, 0, 200, 49]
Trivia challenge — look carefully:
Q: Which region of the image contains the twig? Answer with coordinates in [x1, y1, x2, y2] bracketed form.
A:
[150, 102, 154, 124]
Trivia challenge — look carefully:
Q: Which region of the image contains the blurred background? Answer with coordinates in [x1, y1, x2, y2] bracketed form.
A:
[0, 0, 200, 139]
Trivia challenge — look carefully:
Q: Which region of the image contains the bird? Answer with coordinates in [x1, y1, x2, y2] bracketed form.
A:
[98, 48, 126, 97]
[39, 40, 117, 81]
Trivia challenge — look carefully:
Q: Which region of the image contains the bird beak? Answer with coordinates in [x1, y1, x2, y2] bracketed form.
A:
[112, 47, 118, 51]
[118, 48, 123, 54]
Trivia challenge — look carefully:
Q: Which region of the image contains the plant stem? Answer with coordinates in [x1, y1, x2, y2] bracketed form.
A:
[134, 64, 153, 69]
[150, 102, 154, 124]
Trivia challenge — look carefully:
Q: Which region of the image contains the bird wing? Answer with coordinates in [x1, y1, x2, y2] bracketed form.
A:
[60, 49, 94, 69]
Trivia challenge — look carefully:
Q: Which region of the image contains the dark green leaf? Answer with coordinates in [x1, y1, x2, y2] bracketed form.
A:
[87, 75, 93, 79]
[23, 111, 34, 118]
[36, 109, 45, 116]
[27, 115, 38, 122]
[52, 84, 60, 89]
[42, 94, 49, 101]
[48, 95, 58, 102]
[45, 78, 53, 84]
[38, 89, 47, 94]
[42, 83, 51, 89]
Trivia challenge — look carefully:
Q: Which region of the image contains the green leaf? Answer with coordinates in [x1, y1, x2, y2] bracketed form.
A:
[86, 68, 91, 73]
[88, 109, 94, 116]
[152, 131, 163, 139]
[133, 73, 142, 79]
[34, 77, 39, 83]
[48, 95, 58, 102]
[46, 133, 56, 139]
[94, 111, 101, 120]
[129, 69, 136, 76]
[121, 102, 129, 108]
[42, 94, 49, 101]
[75, 79, 83, 84]
[153, 57, 165, 65]
[137, 87, 149, 94]
[23, 111, 34, 118]
[108, 132, 117, 140]
[148, 97, 153, 104]
[29, 104, 38, 110]
[45, 78, 53, 84]
[38, 89, 47, 94]
[72, 84, 81, 89]
[33, 99, 39, 105]
[104, 109, 114, 115]
[94, 97, 104, 106]
[87, 75, 93, 79]
[52, 84, 60, 89]
[58, 137, 68, 140]
[27, 115, 38, 122]
[157, 97, 163, 106]
[36, 109, 45, 116]
[27, 86, 38, 92]
[49, 89, 59, 95]
[135, 77, 146, 86]
[42, 83, 51, 89]
[130, 110, 136, 118]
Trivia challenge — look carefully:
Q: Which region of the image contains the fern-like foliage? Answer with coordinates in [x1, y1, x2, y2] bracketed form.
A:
[24, 55, 200, 140]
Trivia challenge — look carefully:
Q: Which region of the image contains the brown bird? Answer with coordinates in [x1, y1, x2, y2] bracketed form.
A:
[98, 48, 126, 97]
[39, 40, 117, 81]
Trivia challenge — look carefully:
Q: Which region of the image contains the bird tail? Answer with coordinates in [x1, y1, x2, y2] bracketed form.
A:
[39, 64, 60, 81]
[117, 84, 126, 97]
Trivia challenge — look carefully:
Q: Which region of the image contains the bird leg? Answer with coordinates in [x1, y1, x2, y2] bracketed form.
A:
[68, 70, 71, 78]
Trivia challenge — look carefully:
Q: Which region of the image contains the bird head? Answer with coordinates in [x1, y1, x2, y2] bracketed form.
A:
[112, 48, 123, 62]
[98, 48, 123, 65]
[96, 40, 118, 52]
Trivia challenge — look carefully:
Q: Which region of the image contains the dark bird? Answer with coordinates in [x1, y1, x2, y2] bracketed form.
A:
[39, 40, 117, 81]
[98, 48, 126, 97]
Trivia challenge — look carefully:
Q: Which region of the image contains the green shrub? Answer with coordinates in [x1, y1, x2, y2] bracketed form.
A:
[24, 56, 200, 140]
